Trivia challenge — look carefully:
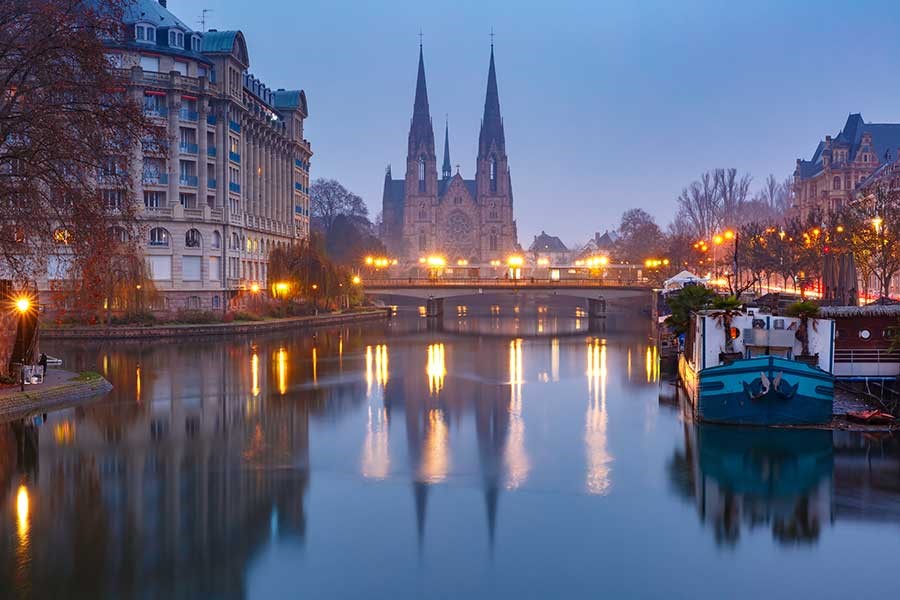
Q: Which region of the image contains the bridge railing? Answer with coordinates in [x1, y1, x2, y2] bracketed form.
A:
[363, 277, 649, 288]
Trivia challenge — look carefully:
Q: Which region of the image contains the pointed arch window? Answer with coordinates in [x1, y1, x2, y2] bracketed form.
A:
[418, 231, 427, 251]
[490, 228, 498, 251]
[490, 155, 498, 193]
[418, 156, 426, 193]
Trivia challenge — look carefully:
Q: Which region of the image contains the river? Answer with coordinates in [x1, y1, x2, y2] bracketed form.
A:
[0, 301, 898, 599]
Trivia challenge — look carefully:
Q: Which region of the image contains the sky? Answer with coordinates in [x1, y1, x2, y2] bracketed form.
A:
[173, 0, 900, 246]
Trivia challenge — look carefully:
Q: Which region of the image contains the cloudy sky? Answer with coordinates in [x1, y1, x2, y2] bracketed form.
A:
[175, 0, 900, 244]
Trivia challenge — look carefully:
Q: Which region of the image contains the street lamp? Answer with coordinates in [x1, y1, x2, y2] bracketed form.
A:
[15, 297, 30, 314]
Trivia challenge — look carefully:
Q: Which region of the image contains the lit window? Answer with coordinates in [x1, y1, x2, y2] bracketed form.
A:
[54, 228, 72, 245]
[149, 227, 169, 247]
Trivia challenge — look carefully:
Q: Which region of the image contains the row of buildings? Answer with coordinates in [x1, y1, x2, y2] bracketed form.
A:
[43, 0, 312, 312]
[794, 113, 900, 218]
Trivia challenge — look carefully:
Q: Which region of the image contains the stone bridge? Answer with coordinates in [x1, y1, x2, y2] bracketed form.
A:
[363, 278, 657, 318]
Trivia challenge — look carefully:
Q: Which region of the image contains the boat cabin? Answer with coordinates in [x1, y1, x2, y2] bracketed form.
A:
[685, 309, 834, 372]
[819, 305, 900, 380]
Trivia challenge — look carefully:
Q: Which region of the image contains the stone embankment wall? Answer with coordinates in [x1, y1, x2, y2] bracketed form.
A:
[0, 375, 112, 422]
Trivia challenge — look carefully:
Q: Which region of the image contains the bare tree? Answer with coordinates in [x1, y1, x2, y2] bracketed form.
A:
[0, 0, 160, 287]
[715, 168, 752, 227]
[310, 178, 368, 235]
[675, 171, 721, 240]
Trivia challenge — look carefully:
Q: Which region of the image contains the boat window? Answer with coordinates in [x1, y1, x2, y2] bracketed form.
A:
[859, 329, 871, 340]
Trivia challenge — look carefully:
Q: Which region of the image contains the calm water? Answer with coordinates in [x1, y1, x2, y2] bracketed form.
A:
[1, 302, 899, 599]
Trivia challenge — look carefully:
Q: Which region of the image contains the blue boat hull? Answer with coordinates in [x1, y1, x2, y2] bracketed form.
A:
[680, 354, 834, 426]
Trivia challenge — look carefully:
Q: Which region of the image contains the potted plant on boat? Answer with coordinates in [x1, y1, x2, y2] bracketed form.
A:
[711, 295, 743, 365]
[785, 300, 820, 366]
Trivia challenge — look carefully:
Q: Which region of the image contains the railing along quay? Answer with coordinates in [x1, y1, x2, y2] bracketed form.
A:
[363, 278, 650, 289]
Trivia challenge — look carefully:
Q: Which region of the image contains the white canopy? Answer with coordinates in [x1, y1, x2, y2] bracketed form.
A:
[664, 270, 707, 290]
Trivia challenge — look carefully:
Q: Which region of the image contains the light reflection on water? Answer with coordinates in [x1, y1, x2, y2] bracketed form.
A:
[0, 304, 898, 598]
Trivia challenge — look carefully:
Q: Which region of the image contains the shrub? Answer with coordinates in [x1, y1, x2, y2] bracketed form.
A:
[171, 310, 222, 324]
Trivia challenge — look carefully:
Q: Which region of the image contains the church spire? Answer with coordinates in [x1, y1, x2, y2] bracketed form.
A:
[442, 117, 452, 179]
[408, 42, 435, 160]
[478, 43, 505, 158]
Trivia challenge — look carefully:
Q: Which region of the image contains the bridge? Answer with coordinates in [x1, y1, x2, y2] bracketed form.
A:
[363, 278, 656, 318]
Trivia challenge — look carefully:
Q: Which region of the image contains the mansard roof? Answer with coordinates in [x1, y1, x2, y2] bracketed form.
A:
[273, 89, 309, 117]
[202, 30, 250, 67]
[122, 0, 192, 30]
[529, 231, 568, 253]
[796, 113, 900, 180]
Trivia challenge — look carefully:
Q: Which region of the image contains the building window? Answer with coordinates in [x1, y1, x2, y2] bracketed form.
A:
[454, 197, 462, 205]
[103, 189, 124, 210]
[183, 257, 201, 281]
[490, 156, 498, 193]
[139, 55, 159, 72]
[211, 230, 221, 249]
[490, 228, 498, 251]
[144, 191, 164, 209]
[108, 226, 128, 242]
[149, 227, 169, 247]
[833, 176, 841, 191]
[135, 24, 156, 43]
[169, 30, 184, 49]
[418, 156, 426, 193]
[185, 228, 201, 248]
[212, 295, 221, 309]
[864, 155, 869, 163]
[418, 209, 427, 220]
[191, 35, 201, 52]
[418, 232, 426, 251]
[231, 232, 240, 250]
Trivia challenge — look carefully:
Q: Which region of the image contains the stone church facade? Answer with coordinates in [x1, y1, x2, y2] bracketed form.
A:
[380, 45, 518, 265]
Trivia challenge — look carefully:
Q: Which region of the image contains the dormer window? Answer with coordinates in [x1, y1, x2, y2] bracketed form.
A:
[169, 30, 184, 49]
[135, 24, 156, 43]
[191, 35, 201, 52]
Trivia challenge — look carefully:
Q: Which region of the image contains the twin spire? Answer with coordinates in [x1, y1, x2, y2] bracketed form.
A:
[409, 39, 504, 173]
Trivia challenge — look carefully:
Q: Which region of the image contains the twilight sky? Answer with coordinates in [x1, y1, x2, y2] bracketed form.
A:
[175, 0, 900, 245]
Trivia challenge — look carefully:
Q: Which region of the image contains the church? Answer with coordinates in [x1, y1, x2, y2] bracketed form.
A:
[380, 44, 519, 265]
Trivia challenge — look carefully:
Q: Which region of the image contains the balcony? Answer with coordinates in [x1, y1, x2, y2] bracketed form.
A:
[228, 120, 241, 133]
[144, 106, 168, 119]
[179, 108, 198, 122]
[179, 142, 198, 154]
[228, 151, 241, 164]
[229, 182, 241, 193]
[179, 175, 198, 187]
[207, 147, 217, 158]
[208, 178, 217, 189]
[206, 114, 217, 126]
[142, 173, 168, 185]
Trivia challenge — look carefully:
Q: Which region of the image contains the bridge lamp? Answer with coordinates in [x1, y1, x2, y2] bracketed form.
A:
[352, 275, 362, 285]
[723, 230, 734, 241]
[426, 256, 446, 267]
[364, 256, 374, 265]
[713, 235, 724, 245]
[507, 255, 524, 267]
[249, 282, 261, 294]
[597, 256, 609, 266]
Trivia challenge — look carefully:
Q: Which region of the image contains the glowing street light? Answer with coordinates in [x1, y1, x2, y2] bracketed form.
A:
[713, 235, 724, 245]
[352, 275, 362, 285]
[507, 255, 524, 267]
[249, 282, 261, 294]
[426, 255, 446, 267]
[723, 230, 734, 241]
[14, 297, 31, 314]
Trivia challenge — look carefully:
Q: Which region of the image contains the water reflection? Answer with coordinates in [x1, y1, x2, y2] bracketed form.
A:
[671, 423, 835, 545]
[2, 308, 899, 597]
[585, 338, 612, 495]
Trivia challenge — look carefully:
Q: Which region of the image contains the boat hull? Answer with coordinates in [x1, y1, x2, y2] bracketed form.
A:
[679, 354, 834, 426]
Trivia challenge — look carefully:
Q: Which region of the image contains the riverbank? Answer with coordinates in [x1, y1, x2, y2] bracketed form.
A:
[40, 308, 391, 340]
[0, 369, 111, 423]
